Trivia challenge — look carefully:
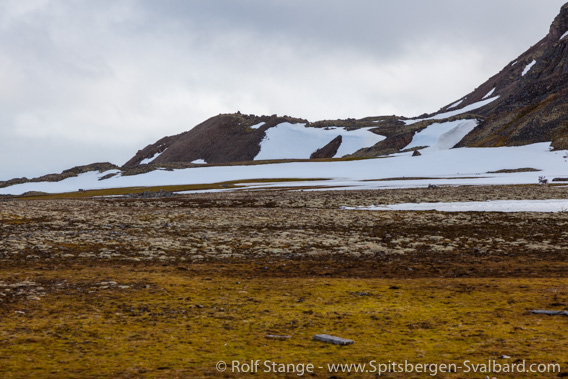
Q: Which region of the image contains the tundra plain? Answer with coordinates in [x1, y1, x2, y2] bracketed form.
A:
[1, 185, 568, 378]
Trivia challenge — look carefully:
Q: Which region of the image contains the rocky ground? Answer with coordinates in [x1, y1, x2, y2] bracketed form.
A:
[1, 185, 568, 377]
[2, 185, 568, 275]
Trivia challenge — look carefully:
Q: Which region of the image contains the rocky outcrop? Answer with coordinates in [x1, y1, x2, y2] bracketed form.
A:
[310, 136, 342, 159]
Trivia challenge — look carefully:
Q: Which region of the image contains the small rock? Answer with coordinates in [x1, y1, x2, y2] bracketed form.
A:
[500, 355, 511, 359]
[313, 334, 354, 345]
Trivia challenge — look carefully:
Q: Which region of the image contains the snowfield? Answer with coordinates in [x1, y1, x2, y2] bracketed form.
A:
[254, 122, 385, 160]
[1, 142, 567, 196]
[343, 199, 568, 213]
[403, 120, 478, 152]
[404, 96, 499, 125]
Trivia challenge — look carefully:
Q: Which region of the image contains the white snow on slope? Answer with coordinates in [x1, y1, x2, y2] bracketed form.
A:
[191, 159, 207, 164]
[2, 143, 566, 195]
[140, 150, 164, 165]
[482, 87, 496, 99]
[343, 199, 568, 213]
[561, 31, 568, 40]
[403, 120, 478, 152]
[404, 96, 499, 125]
[447, 99, 463, 109]
[250, 122, 265, 129]
[254, 122, 385, 160]
[522, 60, 536, 76]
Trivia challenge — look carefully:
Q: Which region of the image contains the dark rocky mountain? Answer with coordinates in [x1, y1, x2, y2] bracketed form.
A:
[123, 3, 568, 169]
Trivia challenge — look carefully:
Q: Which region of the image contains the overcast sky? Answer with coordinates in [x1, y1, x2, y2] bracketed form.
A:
[1, 0, 566, 180]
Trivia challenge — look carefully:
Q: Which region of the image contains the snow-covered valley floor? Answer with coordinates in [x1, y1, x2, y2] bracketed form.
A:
[1, 143, 567, 200]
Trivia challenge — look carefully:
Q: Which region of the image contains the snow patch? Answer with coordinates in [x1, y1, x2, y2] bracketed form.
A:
[511, 60, 517, 66]
[522, 60, 536, 76]
[404, 120, 478, 152]
[250, 122, 265, 129]
[254, 123, 385, 160]
[447, 99, 463, 109]
[191, 159, 207, 164]
[140, 150, 165, 165]
[404, 96, 499, 125]
[343, 199, 568, 213]
[560, 31, 568, 40]
[482, 87, 496, 99]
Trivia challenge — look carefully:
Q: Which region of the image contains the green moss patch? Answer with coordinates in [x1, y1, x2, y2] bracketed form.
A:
[1, 265, 567, 377]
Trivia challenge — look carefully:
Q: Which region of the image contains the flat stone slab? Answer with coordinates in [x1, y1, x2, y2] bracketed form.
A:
[313, 334, 354, 345]
[530, 309, 568, 316]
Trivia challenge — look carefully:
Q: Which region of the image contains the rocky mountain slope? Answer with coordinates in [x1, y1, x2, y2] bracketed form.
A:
[122, 3, 568, 169]
[449, 2, 568, 150]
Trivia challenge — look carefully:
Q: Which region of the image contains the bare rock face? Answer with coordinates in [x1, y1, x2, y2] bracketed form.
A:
[310, 135, 342, 159]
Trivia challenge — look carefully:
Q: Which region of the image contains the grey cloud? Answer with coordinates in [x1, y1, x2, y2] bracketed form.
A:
[138, 0, 564, 57]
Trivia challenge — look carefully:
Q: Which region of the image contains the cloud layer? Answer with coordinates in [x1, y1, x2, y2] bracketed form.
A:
[0, 0, 566, 179]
